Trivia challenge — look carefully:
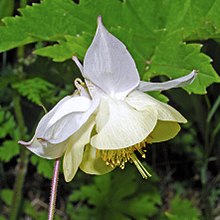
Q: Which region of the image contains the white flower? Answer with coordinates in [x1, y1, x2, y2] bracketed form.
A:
[19, 17, 196, 182]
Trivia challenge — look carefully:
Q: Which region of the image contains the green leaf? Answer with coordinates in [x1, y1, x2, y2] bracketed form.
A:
[0, 189, 13, 206]
[0, 140, 19, 162]
[144, 33, 220, 94]
[34, 34, 91, 62]
[0, 215, 6, 220]
[30, 155, 54, 179]
[0, 0, 14, 22]
[12, 77, 55, 106]
[165, 195, 201, 220]
[68, 166, 161, 220]
[0, 0, 219, 94]
[0, 108, 16, 139]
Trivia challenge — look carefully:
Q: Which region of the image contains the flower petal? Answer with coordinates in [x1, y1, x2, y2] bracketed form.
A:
[18, 136, 68, 159]
[147, 121, 180, 143]
[126, 91, 187, 123]
[80, 145, 114, 175]
[138, 70, 197, 92]
[91, 96, 158, 150]
[36, 96, 99, 144]
[63, 116, 95, 182]
[83, 17, 140, 99]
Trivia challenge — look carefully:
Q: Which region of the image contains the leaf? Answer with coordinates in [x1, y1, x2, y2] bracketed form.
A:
[0, 189, 13, 206]
[68, 166, 161, 219]
[0, 0, 219, 94]
[12, 77, 55, 105]
[165, 195, 201, 220]
[34, 34, 91, 62]
[30, 155, 54, 178]
[144, 33, 220, 94]
[0, 140, 19, 162]
[0, 108, 16, 139]
[0, 0, 14, 22]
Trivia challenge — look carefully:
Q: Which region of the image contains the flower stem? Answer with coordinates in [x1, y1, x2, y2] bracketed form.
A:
[48, 158, 60, 220]
[10, 92, 29, 220]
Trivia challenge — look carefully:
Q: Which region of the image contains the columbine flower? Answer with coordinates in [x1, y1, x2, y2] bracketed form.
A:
[19, 17, 196, 182]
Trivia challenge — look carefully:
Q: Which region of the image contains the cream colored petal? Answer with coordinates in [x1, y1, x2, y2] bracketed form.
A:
[147, 120, 181, 143]
[80, 145, 114, 175]
[126, 90, 187, 123]
[91, 96, 158, 150]
[63, 117, 95, 182]
[19, 136, 68, 159]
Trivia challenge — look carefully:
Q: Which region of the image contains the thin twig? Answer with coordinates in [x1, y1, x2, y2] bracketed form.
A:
[48, 158, 60, 220]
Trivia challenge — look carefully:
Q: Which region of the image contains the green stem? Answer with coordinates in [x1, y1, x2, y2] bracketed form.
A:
[9, 1, 28, 218]
[10, 92, 29, 220]
[201, 95, 214, 220]
[17, 0, 27, 58]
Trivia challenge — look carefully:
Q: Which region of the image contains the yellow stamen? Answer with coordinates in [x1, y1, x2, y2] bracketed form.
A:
[130, 154, 152, 179]
[97, 139, 152, 179]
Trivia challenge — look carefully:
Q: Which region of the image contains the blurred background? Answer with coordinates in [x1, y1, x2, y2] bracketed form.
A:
[0, 0, 220, 219]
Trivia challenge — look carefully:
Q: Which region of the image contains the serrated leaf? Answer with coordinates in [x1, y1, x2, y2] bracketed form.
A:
[0, 0, 219, 94]
[165, 195, 201, 220]
[68, 166, 161, 219]
[30, 155, 54, 178]
[0, 109, 16, 139]
[12, 77, 55, 105]
[0, 140, 19, 162]
[34, 34, 91, 61]
[144, 33, 220, 94]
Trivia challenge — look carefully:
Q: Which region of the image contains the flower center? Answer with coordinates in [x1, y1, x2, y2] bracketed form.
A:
[97, 140, 152, 179]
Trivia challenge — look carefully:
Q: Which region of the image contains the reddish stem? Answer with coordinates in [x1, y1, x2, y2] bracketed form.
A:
[48, 158, 60, 220]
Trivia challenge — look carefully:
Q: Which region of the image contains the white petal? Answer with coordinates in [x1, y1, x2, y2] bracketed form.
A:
[126, 90, 187, 123]
[147, 121, 181, 143]
[36, 97, 99, 144]
[80, 145, 114, 175]
[91, 96, 158, 150]
[35, 95, 73, 134]
[138, 70, 197, 92]
[63, 117, 95, 182]
[35, 95, 87, 139]
[18, 136, 68, 159]
[83, 17, 140, 100]
[46, 96, 91, 127]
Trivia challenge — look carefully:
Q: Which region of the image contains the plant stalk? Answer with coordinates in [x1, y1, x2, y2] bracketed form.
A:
[48, 159, 60, 220]
[10, 1, 28, 216]
[10, 92, 29, 220]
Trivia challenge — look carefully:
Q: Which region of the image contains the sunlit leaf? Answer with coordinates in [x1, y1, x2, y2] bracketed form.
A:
[0, 0, 219, 94]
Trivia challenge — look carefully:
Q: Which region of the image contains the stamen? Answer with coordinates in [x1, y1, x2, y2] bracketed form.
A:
[98, 138, 152, 179]
[130, 154, 152, 179]
[74, 78, 84, 88]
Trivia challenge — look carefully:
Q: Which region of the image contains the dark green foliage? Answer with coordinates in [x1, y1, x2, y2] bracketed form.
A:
[0, 0, 219, 219]
[67, 166, 161, 220]
[165, 195, 201, 220]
